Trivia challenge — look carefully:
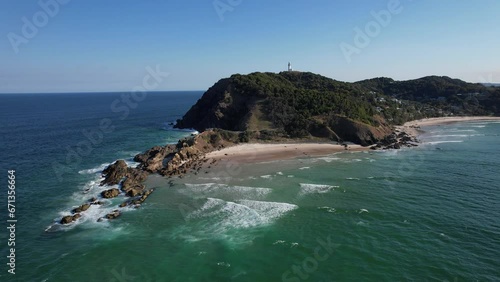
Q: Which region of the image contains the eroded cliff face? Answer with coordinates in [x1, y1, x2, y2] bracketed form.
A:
[328, 116, 393, 146]
[174, 78, 260, 132]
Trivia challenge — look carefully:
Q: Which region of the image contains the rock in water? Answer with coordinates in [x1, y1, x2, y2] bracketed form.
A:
[101, 188, 120, 199]
[134, 145, 175, 173]
[60, 213, 81, 224]
[121, 168, 148, 193]
[72, 203, 90, 213]
[127, 188, 143, 197]
[105, 210, 121, 220]
[101, 160, 128, 186]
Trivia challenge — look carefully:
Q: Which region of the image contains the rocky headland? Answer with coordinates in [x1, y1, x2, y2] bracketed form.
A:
[56, 72, 499, 225]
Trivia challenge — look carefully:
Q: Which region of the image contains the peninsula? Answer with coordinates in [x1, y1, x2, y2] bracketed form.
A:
[57, 71, 500, 225]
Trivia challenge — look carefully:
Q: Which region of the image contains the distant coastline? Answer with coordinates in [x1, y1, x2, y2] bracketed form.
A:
[205, 116, 500, 164]
[396, 116, 500, 138]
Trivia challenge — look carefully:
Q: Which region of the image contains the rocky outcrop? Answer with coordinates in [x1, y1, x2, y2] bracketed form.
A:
[105, 210, 121, 220]
[72, 204, 90, 213]
[134, 129, 238, 178]
[58, 159, 154, 226]
[371, 130, 419, 150]
[101, 160, 128, 186]
[60, 213, 81, 224]
[130, 189, 154, 206]
[121, 169, 148, 194]
[101, 188, 120, 199]
[134, 145, 176, 173]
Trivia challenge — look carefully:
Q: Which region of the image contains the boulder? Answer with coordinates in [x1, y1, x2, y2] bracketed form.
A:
[127, 188, 143, 197]
[72, 203, 90, 213]
[134, 146, 175, 173]
[101, 188, 120, 199]
[132, 189, 154, 205]
[101, 160, 128, 186]
[105, 210, 121, 220]
[121, 168, 148, 192]
[60, 213, 81, 224]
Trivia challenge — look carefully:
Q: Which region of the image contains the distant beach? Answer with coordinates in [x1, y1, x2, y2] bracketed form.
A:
[397, 116, 500, 137]
[206, 116, 500, 164]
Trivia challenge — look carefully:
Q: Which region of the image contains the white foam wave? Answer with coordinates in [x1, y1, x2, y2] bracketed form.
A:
[217, 262, 231, 268]
[78, 160, 139, 175]
[125, 160, 140, 168]
[426, 141, 464, 145]
[299, 167, 310, 170]
[78, 163, 111, 175]
[187, 198, 298, 230]
[182, 183, 272, 200]
[441, 129, 476, 133]
[346, 177, 360, 181]
[162, 122, 199, 134]
[430, 135, 469, 138]
[317, 157, 341, 163]
[237, 200, 298, 222]
[318, 206, 336, 213]
[47, 198, 130, 232]
[299, 183, 339, 196]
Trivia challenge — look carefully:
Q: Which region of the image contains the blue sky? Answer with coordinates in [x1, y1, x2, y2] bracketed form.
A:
[1, 0, 499, 93]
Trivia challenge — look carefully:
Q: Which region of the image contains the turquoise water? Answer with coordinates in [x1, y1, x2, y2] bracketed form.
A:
[1, 94, 499, 281]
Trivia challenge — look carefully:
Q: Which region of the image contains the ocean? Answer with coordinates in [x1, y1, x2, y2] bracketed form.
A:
[0, 92, 499, 281]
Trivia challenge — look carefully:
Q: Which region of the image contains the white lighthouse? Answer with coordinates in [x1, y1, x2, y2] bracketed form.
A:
[288, 62, 292, 72]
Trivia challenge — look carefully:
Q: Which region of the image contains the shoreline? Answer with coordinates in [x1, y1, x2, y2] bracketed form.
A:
[402, 116, 500, 127]
[396, 116, 500, 137]
[54, 116, 498, 226]
[207, 116, 500, 164]
[205, 143, 368, 163]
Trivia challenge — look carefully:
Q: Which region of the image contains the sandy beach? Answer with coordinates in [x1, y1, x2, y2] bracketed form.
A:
[206, 143, 368, 163]
[403, 116, 500, 127]
[396, 116, 500, 137]
[206, 116, 499, 163]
